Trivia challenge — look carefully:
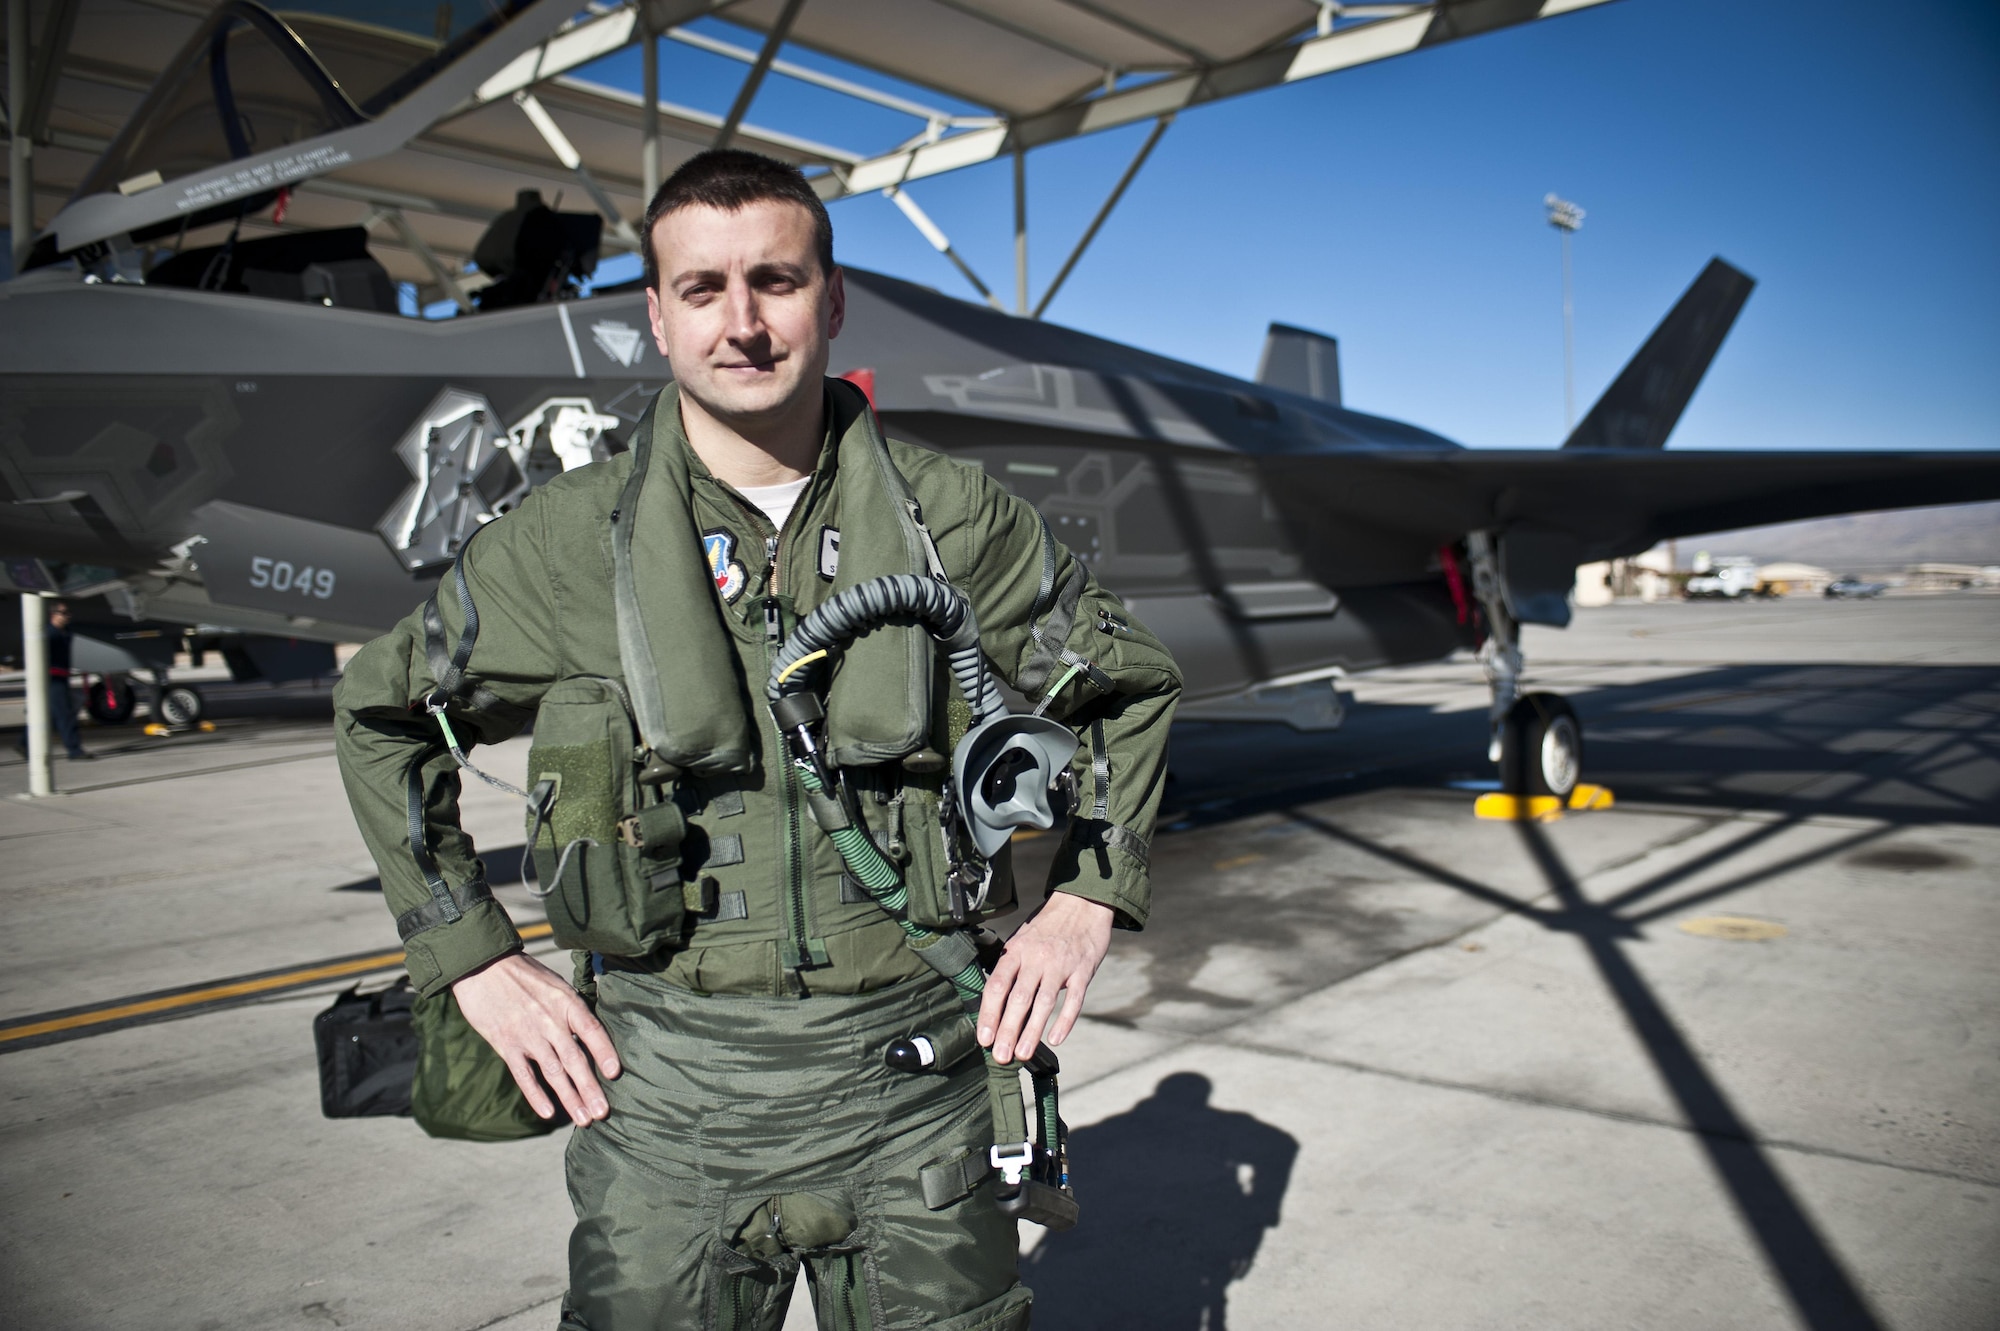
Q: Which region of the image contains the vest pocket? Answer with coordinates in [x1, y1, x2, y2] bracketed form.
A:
[528, 677, 685, 956]
[892, 787, 1017, 930]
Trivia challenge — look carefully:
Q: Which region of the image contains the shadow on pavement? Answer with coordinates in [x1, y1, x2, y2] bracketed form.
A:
[1167, 661, 2000, 830]
[1127, 658, 1999, 1328]
[1022, 1072, 1296, 1331]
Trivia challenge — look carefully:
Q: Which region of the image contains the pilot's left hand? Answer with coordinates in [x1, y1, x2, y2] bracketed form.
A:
[977, 893, 1115, 1064]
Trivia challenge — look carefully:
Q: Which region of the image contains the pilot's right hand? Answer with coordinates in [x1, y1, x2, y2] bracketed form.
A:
[452, 952, 621, 1124]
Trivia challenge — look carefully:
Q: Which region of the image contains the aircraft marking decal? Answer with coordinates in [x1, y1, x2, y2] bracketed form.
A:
[590, 320, 645, 367]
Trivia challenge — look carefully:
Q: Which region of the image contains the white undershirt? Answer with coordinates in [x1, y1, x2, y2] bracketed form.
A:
[736, 476, 811, 534]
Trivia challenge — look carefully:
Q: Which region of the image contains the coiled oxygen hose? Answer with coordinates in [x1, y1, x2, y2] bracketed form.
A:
[766, 572, 1005, 725]
[767, 573, 1000, 1002]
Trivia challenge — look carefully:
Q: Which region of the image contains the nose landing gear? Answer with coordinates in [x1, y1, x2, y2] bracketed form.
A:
[1463, 532, 1612, 820]
[1500, 692, 1581, 801]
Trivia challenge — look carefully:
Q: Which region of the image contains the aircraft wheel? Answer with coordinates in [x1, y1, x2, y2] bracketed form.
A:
[86, 674, 139, 725]
[157, 684, 205, 728]
[1499, 693, 1583, 799]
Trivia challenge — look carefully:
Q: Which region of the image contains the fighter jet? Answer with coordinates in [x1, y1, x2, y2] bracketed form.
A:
[4, 0, 1997, 797]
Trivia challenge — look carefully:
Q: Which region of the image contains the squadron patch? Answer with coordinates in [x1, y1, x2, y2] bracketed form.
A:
[818, 525, 841, 581]
[703, 527, 748, 603]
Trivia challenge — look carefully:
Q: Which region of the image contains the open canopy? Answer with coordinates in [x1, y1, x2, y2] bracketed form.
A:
[10, 0, 1615, 306]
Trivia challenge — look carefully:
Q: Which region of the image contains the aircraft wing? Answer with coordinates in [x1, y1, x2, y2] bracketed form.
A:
[1255, 446, 2000, 594]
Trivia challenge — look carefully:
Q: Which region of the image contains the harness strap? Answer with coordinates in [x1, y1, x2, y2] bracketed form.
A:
[1016, 516, 1093, 699]
[422, 544, 482, 709]
[609, 399, 674, 759]
[1089, 717, 1111, 821]
[419, 525, 529, 800]
[394, 753, 491, 941]
[1067, 818, 1150, 870]
[919, 1145, 993, 1211]
[984, 1053, 1031, 1154]
[905, 500, 950, 584]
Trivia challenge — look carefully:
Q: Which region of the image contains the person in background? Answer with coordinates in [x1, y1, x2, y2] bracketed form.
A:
[42, 601, 91, 760]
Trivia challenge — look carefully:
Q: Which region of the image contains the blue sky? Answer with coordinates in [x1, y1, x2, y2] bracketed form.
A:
[573, 0, 1999, 454]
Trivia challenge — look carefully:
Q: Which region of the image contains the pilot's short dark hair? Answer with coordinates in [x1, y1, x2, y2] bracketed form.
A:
[642, 150, 835, 290]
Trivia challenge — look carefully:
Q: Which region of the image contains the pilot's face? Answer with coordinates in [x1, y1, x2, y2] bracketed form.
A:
[646, 199, 844, 433]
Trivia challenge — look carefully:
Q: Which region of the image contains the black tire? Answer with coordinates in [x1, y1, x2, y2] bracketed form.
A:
[85, 674, 138, 725]
[1499, 693, 1583, 799]
[157, 684, 205, 728]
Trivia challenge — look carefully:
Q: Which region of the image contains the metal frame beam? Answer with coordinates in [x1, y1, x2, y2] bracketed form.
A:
[1012, 141, 1027, 315]
[1032, 113, 1170, 319]
[818, 0, 1618, 199]
[472, 1, 722, 107]
[713, 0, 808, 151]
[8, 0, 31, 267]
[884, 185, 1004, 312]
[641, 13, 661, 202]
[1050, 0, 1214, 65]
[365, 205, 472, 311]
[664, 23, 986, 128]
[23, 0, 78, 144]
[514, 91, 642, 248]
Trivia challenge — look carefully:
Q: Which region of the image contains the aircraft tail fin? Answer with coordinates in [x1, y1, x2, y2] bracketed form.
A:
[1562, 257, 1754, 450]
[1257, 323, 1342, 406]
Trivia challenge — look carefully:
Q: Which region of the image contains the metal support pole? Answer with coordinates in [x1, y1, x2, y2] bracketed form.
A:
[374, 206, 470, 312]
[1561, 226, 1574, 431]
[515, 92, 641, 249]
[21, 593, 52, 796]
[1012, 140, 1027, 315]
[8, 0, 33, 272]
[1543, 193, 1583, 433]
[1032, 114, 1171, 320]
[713, 0, 807, 151]
[640, 16, 661, 203]
[884, 187, 1005, 313]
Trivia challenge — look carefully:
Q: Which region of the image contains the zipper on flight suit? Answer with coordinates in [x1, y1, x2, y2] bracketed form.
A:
[758, 527, 826, 973]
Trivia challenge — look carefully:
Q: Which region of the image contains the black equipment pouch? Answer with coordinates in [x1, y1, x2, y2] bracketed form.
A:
[313, 977, 418, 1118]
[524, 675, 687, 956]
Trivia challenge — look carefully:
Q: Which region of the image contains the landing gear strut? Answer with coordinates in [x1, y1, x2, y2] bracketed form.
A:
[1465, 531, 1585, 802]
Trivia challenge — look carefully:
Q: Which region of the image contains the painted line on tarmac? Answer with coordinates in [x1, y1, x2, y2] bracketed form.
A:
[0, 922, 556, 1053]
[58, 746, 338, 794]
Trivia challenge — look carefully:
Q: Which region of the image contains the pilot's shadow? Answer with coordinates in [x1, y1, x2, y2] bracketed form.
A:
[1022, 1072, 1297, 1331]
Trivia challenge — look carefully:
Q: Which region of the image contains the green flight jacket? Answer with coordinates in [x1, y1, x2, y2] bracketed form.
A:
[333, 381, 1182, 999]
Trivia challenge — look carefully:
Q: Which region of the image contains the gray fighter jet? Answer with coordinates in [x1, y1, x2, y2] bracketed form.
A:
[5, 0, 1997, 796]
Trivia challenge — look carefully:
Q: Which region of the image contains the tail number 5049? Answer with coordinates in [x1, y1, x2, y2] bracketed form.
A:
[249, 556, 337, 600]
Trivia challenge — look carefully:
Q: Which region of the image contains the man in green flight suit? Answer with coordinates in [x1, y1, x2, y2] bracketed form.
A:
[334, 150, 1181, 1330]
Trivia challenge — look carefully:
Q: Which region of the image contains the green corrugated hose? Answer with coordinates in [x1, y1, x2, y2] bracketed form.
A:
[796, 763, 986, 1003]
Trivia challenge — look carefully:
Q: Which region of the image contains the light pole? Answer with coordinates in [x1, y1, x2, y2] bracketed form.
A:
[1544, 193, 1584, 431]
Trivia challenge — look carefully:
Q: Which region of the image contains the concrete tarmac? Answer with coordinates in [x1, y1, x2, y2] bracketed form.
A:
[1, 597, 1994, 1330]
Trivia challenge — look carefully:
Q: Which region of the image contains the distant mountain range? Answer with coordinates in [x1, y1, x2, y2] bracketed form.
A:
[1667, 501, 2000, 570]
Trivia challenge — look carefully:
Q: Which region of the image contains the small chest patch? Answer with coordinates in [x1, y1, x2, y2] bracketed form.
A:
[703, 527, 748, 604]
[818, 525, 841, 581]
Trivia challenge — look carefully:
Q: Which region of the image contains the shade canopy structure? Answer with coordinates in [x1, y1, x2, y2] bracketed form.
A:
[4, 0, 1617, 307]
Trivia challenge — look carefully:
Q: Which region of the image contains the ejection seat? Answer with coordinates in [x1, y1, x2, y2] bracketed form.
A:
[469, 189, 603, 311]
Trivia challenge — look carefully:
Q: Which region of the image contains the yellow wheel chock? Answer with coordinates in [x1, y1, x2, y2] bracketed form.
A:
[1474, 783, 1614, 822]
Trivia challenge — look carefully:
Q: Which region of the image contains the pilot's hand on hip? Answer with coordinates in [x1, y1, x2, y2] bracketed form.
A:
[977, 893, 1114, 1065]
[453, 952, 621, 1124]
